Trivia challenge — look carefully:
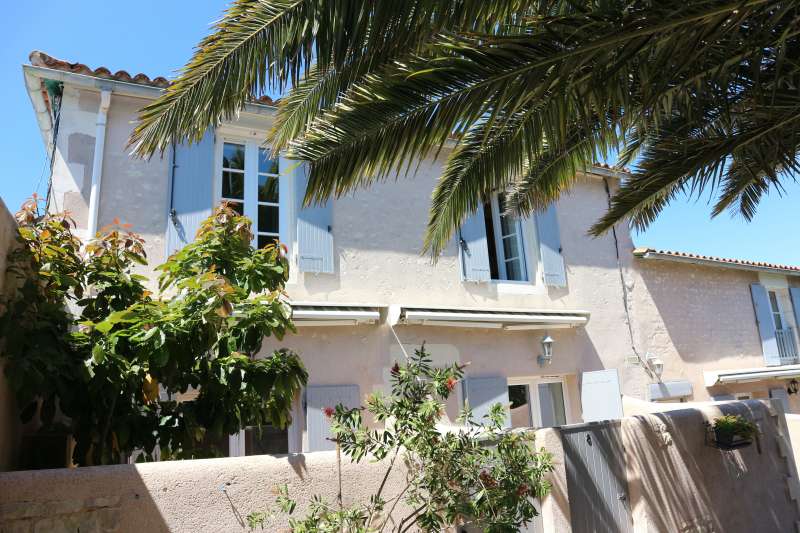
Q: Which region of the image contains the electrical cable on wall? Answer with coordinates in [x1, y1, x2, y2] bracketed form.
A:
[602, 176, 655, 380]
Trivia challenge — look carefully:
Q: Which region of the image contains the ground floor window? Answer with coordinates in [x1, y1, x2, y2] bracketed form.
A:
[508, 378, 568, 428]
[242, 425, 289, 455]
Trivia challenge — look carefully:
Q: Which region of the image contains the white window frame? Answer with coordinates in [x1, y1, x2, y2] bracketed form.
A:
[213, 134, 291, 252]
[768, 290, 787, 332]
[507, 375, 572, 428]
[488, 195, 528, 282]
[484, 194, 541, 289]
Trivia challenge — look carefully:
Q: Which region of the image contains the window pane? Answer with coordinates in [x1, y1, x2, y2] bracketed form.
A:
[258, 149, 279, 174]
[222, 171, 244, 199]
[769, 292, 780, 313]
[502, 234, 520, 260]
[257, 235, 278, 249]
[505, 258, 524, 281]
[227, 201, 244, 215]
[223, 143, 245, 170]
[258, 175, 279, 203]
[258, 205, 279, 233]
[509, 385, 532, 428]
[244, 425, 288, 455]
[537, 382, 566, 427]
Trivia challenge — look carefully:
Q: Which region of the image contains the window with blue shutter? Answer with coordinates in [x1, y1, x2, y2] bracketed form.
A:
[535, 203, 567, 287]
[293, 161, 335, 274]
[167, 130, 215, 253]
[750, 283, 781, 366]
[463, 376, 511, 428]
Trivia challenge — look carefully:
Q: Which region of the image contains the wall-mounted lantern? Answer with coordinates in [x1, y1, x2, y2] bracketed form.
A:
[788, 379, 799, 395]
[537, 335, 554, 366]
[646, 354, 664, 380]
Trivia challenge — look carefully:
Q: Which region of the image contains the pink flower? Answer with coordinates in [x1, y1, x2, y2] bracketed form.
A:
[323, 406, 335, 419]
[446, 377, 458, 392]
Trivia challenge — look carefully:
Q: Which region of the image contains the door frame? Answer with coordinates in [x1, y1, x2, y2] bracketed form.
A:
[507, 375, 573, 428]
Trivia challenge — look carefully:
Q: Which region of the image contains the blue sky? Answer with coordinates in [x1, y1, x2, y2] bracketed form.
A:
[3, 1, 799, 265]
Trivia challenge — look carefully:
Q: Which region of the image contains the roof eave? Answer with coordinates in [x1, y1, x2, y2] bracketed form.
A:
[22, 63, 277, 112]
[633, 248, 800, 277]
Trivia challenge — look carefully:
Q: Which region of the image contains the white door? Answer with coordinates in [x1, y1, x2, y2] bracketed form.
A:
[508, 377, 569, 429]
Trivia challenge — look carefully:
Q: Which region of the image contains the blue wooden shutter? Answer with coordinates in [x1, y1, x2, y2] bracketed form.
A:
[306, 385, 360, 452]
[789, 288, 800, 333]
[463, 376, 510, 428]
[459, 205, 491, 282]
[293, 161, 334, 274]
[166, 130, 215, 253]
[750, 283, 780, 366]
[580, 369, 623, 422]
[536, 204, 567, 287]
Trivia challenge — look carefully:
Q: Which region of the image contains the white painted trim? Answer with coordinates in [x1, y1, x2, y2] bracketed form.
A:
[759, 272, 790, 289]
[214, 135, 292, 251]
[86, 88, 112, 240]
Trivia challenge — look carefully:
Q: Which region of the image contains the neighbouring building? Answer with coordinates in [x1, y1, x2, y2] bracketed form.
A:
[15, 50, 800, 459]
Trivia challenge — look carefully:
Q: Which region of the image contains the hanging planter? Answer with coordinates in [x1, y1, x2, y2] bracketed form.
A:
[708, 415, 757, 450]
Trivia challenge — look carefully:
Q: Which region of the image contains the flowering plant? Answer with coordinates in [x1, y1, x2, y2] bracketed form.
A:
[249, 345, 553, 532]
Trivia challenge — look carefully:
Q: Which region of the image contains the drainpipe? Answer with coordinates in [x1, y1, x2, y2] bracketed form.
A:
[86, 88, 112, 240]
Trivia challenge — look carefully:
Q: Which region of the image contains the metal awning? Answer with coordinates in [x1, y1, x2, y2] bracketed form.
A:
[393, 306, 589, 330]
[704, 364, 800, 386]
[291, 302, 383, 326]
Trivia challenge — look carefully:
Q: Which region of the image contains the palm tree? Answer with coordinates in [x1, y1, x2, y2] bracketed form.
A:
[131, 0, 800, 256]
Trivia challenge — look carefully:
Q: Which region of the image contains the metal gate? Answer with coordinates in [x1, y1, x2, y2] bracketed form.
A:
[563, 422, 633, 533]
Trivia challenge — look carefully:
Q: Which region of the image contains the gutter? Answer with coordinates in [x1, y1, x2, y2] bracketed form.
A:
[86, 89, 112, 240]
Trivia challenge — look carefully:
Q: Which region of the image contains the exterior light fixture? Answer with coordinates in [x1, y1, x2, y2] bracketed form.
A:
[537, 335, 554, 366]
[788, 379, 799, 395]
[646, 354, 664, 379]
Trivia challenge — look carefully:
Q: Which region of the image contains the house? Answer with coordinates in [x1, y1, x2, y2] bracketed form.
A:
[19, 51, 800, 458]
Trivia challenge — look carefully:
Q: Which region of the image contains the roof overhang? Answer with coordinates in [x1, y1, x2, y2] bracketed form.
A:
[22, 63, 275, 152]
[634, 247, 800, 277]
[291, 302, 383, 327]
[392, 305, 590, 330]
[704, 365, 800, 386]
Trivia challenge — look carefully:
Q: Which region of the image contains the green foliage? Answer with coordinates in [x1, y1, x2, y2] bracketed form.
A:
[713, 414, 758, 440]
[134, 0, 800, 256]
[248, 345, 552, 532]
[0, 199, 307, 466]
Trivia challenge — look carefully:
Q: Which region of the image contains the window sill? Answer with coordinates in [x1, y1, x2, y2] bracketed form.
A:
[490, 280, 544, 295]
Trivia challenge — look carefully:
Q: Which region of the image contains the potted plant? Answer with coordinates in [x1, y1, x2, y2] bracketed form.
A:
[712, 414, 757, 450]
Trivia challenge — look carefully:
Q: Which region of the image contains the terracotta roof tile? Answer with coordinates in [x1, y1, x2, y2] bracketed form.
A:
[28, 51, 276, 105]
[633, 247, 800, 273]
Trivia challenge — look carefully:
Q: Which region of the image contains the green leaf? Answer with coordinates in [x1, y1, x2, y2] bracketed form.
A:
[92, 344, 106, 364]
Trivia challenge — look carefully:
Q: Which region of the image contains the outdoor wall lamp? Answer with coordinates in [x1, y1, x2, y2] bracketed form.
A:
[788, 379, 799, 395]
[647, 354, 664, 379]
[537, 335, 554, 366]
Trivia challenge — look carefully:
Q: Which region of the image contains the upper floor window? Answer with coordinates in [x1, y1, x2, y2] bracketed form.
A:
[483, 194, 528, 281]
[220, 141, 280, 248]
[769, 290, 785, 331]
